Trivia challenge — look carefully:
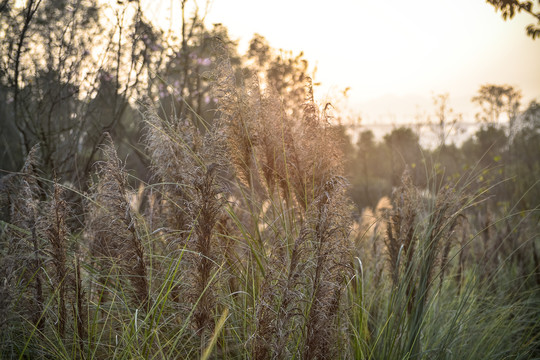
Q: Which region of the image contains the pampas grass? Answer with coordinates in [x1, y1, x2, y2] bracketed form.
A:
[0, 48, 538, 360]
[86, 134, 149, 310]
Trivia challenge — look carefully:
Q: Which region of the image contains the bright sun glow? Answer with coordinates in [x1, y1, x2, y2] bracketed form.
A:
[143, 0, 540, 122]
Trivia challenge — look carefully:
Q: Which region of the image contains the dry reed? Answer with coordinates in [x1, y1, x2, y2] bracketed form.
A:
[86, 135, 149, 310]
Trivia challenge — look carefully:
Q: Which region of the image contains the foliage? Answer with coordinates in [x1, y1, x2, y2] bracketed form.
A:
[0, 2, 538, 359]
[486, 0, 540, 39]
[472, 84, 522, 124]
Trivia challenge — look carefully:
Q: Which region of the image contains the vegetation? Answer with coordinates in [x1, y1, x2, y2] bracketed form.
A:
[1, 1, 539, 359]
[486, 0, 540, 39]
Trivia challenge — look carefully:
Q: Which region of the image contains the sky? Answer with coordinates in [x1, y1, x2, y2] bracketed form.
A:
[144, 0, 540, 124]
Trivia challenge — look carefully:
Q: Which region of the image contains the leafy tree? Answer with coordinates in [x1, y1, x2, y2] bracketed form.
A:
[334, 124, 355, 173]
[350, 130, 379, 208]
[157, 22, 240, 128]
[245, 34, 313, 118]
[462, 124, 507, 166]
[507, 100, 540, 209]
[383, 127, 423, 187]
[0, 0, 213, 185]
[0, 0, 100, 178]
[486, 0, 540, 39]
[472, 84, 522, 125]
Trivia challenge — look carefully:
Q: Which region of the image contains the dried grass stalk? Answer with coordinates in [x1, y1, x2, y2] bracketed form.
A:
[86, 135, 149, 309]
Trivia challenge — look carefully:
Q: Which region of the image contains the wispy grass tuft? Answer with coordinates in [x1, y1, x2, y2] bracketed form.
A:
[0, 47, 538, 360]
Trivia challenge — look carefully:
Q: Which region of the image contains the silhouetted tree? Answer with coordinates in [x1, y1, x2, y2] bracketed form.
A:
[472, 84, 522, 125]
[507, 100, 540, 209]
[430, 93, 462, 148]
[486, 0, 540, 39]
[352, 130, 380, 208]
[383, 127, 422, 187]
[245, 34, 313, 118]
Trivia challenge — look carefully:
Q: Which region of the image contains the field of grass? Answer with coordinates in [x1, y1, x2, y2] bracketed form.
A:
[1, 53, 539, 360]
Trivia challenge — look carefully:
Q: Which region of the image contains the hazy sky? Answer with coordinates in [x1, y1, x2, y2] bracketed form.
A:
[146, 0, 540, 123]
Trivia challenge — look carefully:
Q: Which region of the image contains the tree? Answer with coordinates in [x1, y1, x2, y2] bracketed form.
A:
[0, 0, 215, 185]
[383, 127, 423, 187]
[429, 93, 462, 148]
[507, 100, 540, 209]
[462, 124, 507, 166]
[472, 84, 522, 126]
[245, 34, 313, 118]
[157, 22, 239, 129]
[353, 130, 378, 208]
[0, 0, 101, 178]
[486, 0, 540, 39]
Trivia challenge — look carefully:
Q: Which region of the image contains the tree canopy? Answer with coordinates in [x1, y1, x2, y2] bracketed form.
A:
[486, 0, 540, 38]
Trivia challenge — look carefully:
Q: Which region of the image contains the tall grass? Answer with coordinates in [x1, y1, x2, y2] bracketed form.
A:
[0, 51, 538, 359]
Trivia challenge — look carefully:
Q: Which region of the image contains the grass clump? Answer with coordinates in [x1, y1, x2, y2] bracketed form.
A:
[0, 50, 538, 360]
